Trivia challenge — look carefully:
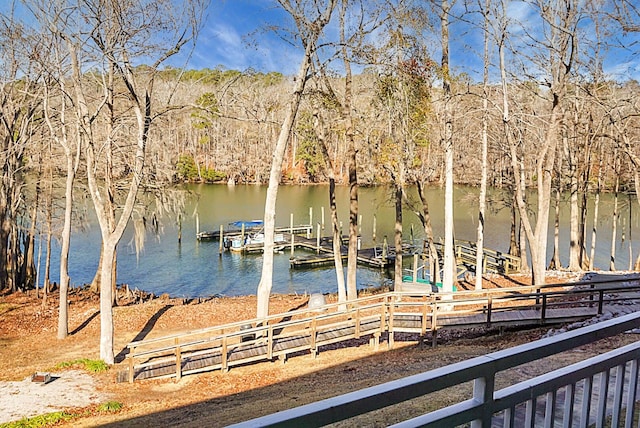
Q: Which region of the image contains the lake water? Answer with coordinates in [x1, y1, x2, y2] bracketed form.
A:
[40, 184, 640, 297]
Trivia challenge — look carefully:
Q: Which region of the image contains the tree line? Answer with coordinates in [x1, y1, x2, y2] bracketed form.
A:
[1, 0, 639, 364]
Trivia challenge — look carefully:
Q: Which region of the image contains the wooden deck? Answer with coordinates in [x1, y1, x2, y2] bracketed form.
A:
[117, 277, 640, 383]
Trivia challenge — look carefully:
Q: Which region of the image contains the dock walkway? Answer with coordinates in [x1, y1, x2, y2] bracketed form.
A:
[118, 276, 640, 383]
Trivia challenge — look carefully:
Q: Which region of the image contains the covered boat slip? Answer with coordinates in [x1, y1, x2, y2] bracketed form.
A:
[196, 220, 313, 241]
[118, 276, 640, 383]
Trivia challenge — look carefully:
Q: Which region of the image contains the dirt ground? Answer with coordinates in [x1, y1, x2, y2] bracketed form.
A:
[0, 273, 638, 427]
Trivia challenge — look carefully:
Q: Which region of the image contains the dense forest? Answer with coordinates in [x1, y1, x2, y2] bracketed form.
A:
[1, 0, 640, 363]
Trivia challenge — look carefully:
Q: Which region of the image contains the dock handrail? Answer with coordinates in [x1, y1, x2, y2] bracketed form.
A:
[121, 277, 640, 383]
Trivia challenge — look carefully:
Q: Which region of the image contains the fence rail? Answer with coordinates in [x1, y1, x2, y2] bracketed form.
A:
[230, 311, 640, 428]
[119, 276, 640, 384]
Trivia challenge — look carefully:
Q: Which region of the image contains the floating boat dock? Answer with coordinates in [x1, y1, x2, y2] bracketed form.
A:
[288, 237, 394, 269]
[196, 221, 520, 273]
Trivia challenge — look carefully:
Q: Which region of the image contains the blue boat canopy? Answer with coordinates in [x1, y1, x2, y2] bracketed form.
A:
[230, 220, 264, 228]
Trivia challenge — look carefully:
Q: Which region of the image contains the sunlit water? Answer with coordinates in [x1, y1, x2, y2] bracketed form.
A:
[39, 184, 640, 297]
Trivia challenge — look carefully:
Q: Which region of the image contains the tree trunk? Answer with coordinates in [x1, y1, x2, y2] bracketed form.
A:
[417, 182, 441, 285]
[346, 150, 358, 300]
[568, 131, 581, 271]
[341, 0, 358, 301]
[99, 241, 116, 364]
[393, 183, 403, 289]
[257, 42, 314, 319]
[610, 160, 619, 271]
[329, 178, 347, 304]
[441, 0, 456, 294]
[476, 0, 490, 290]
[58, 146, 78, 339]
[549, 181, 562, 270]
[312, 100, 346, 304]
[25, 182, 39, 289]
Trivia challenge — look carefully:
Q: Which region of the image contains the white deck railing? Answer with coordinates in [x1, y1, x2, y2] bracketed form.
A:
[230, 311, 640, 428]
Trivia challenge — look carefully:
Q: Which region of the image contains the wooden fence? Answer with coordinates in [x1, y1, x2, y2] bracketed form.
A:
[119, 277, 640, 384]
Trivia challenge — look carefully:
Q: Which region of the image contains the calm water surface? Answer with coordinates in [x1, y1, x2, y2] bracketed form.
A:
[41, 184, 640, 297]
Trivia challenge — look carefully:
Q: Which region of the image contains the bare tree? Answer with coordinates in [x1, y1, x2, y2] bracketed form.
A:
[440, 0, 456, 293]
[0, 8, 42, 293]
[257, 0, 337, 319]
[505, 0, 579, 285]
[44, 0, 206, 364]
[311, 99, 348, 305]
[475, 0, 490, 290]
[27, 0, 84, 338]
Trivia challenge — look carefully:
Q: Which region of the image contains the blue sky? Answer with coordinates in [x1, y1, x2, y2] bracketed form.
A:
[180, 0, 299, 73]
[181, 0, 640, 82]
[3, 0, 638, 81]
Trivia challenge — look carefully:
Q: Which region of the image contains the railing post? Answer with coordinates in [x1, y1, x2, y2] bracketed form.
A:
[598, 290, 604, 314]
[175, 337, 182, 382]
[486, 297, 492, 327]
[541, 294, 547, 320]
[221, 336, 228, 372]
[311, 317, 318, 357]
[290, 213, 294, 254]
[431, 298, 438, 347]
[471, 370, 495, 428]
[421, 299, 428, 338]
[267, 323, 273, 360]
[219, 224, 224, 253]
[388, 300, 395, 349]
[128, 347, 135, 383]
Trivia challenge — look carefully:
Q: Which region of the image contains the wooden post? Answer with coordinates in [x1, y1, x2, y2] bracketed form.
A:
[372, 214, 377, 243]
[175, 338, 181, 382]
[196, 212, 200, 237]
[290, 213, 294, 254]
[413, 254, 418, 282]
[388, 301, 395, 349]
[382, 235, 388, 258]
[219, 224, 224, 253]
[221, 336, 228, 373]
[178, 213, 182, 244]
[267, 323, 273, 360]
[128, 348, 135, 383]
[241, 223, 245, 249]
[321, 206, 325, 231]
[309, 207, 313, 238]
[316, 223, 321, 254]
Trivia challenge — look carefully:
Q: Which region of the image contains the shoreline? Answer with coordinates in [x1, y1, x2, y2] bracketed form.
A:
[40, 269, 640, 303]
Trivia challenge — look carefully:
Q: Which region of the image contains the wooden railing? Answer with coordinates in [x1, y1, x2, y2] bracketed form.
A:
[120, 278, 640, 383]
[452, 240, 522, 274]
[229, 311, 640, 428]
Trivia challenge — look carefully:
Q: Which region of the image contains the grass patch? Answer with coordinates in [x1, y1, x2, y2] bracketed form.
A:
[0, 411, 73, 428]
[0, 401, 124, 428]
[97, 401, 122, 412]
[53, 358, 109, 373]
